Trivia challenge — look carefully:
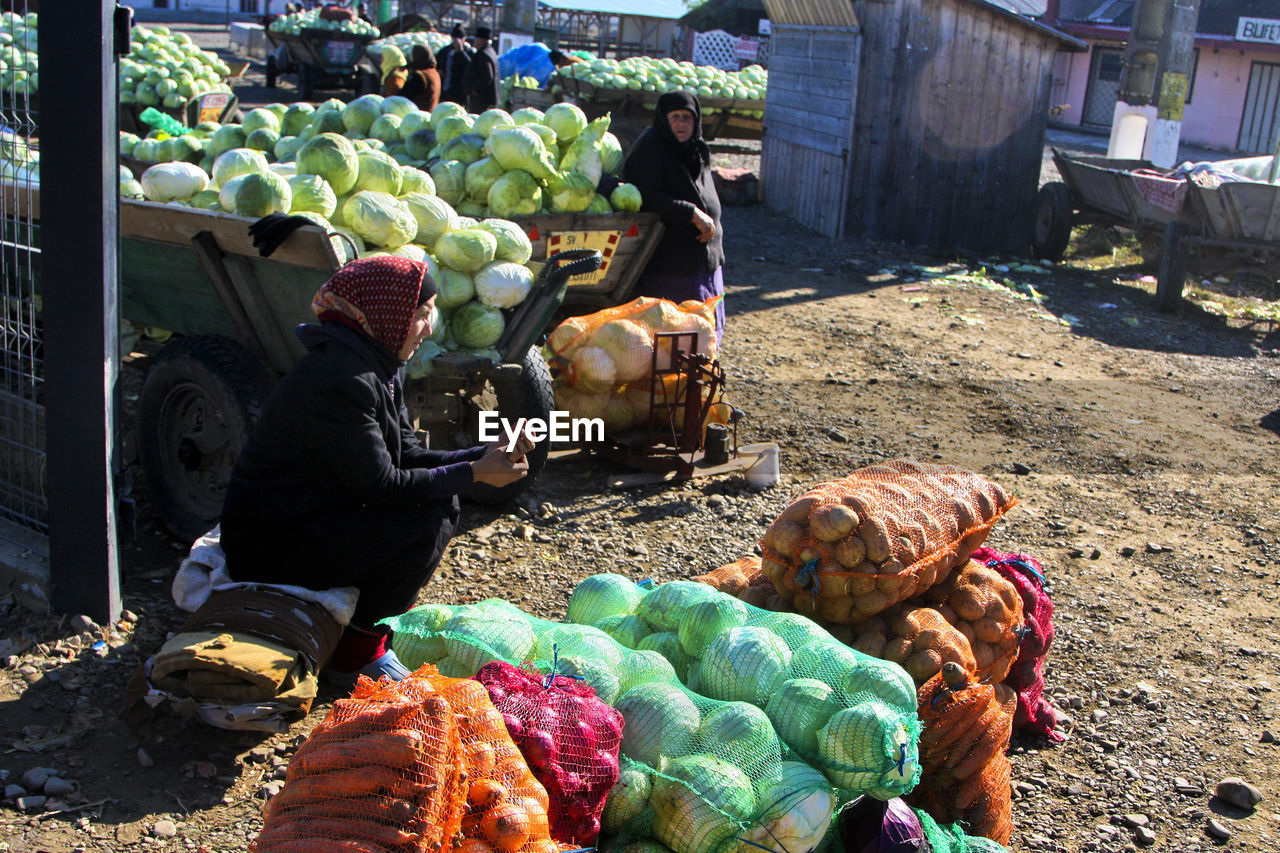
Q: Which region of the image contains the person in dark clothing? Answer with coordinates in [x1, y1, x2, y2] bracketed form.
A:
[220, 257, 532, 687]
[465, 25, 501, 113]
[398, 44, 442, 111]
[622, 90, 725, 342]
[435, 24, 473, 105]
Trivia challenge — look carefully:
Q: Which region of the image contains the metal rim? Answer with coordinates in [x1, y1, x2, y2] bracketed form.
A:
[154, 379, 237, 520]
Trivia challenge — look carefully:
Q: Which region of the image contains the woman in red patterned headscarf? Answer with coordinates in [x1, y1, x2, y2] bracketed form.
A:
[220, 256, 533, 687]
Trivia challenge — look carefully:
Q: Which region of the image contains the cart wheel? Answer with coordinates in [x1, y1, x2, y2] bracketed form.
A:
[1031, 182, 1073, 261]
[1155, 221, 1188, 313]
[468, 347, 554, 505]
[136, 335, 273, 542]
[265, 55, 277, 88]
[299, 63, 315, 101]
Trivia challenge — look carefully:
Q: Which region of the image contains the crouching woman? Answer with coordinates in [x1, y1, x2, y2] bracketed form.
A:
[219, 256, 532, 687]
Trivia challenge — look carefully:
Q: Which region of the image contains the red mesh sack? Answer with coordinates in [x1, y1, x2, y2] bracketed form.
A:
[761, 460, 1017, 624]
[971, 547, 1061, 741]
[908, 664, 1016, 846]
[923, 559, 1024, 684]
[412, 666, 560, 853]
[475, 660, 624, 847]
[252, 675, 465, 853]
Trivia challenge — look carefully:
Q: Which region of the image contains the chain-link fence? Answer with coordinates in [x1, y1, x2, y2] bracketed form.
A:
[0, 0, 45, 556]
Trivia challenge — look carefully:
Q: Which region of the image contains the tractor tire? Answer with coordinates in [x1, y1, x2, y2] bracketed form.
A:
[467, 346, 554, 506]
[136, 335, 273, 542]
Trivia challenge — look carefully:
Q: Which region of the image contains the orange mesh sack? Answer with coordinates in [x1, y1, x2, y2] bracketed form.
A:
[850, 606, 978, 687]
[412, 665, 559, 853]
[907, 664, 1016, 846]
[545, 296, 724, 435]
[923, 560, 1025, 683]
[693, 556, 764, 598]
[760, 460, 1016, 623]
[252, 675, 465, 853]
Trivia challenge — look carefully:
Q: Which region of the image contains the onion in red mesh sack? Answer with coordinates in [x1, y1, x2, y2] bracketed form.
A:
[475, 660, 624, 846]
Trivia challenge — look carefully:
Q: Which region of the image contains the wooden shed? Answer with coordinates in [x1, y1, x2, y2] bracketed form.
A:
[760, 0, 1086, 250]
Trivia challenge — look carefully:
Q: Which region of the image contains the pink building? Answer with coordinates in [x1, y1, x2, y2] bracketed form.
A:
[1045, 0, 1280, 154]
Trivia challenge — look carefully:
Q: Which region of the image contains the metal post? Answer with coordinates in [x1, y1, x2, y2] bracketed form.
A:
[40, 1, 123, 623]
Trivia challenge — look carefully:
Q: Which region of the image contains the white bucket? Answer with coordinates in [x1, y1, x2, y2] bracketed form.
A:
[743, 444, 779, 489]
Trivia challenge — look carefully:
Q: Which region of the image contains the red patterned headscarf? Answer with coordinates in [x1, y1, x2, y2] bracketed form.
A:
[311, 256, 427, 356]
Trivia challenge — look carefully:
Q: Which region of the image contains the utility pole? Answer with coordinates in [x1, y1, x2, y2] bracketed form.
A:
[1107, 0, 1202, 167]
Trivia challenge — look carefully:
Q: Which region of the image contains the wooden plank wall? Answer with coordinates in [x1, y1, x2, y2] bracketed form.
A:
[848, 0, 1059, 252]
[760, 25, 861, 238]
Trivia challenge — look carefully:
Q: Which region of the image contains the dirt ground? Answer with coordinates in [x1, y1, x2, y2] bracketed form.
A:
[3, 32, 1280, 853]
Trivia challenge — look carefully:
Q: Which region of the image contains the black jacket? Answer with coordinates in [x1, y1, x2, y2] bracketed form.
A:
[623, 126, 723, 277]
[435, 44, 473, 103]
[465, 44, 501, 112]
[221, 324, 482, 534]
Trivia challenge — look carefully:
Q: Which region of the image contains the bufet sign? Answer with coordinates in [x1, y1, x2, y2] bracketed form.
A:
[1237, 17, 1280, 45]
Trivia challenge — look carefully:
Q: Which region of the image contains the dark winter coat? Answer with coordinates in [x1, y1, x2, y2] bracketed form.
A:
[622, 92, 723, 278]
[465, 43, 501, 113]
[220, 323, 482, 537]
[436, 43, 473, 104]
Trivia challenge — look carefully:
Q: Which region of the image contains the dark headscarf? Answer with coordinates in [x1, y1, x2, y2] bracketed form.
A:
[653, 90, 711, 176]
[410, 44, 436, 69]
[311, 256, 429, 360]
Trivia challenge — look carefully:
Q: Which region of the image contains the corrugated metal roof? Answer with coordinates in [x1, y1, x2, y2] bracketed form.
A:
[986, 0, 1049, 15]
[538, 0, 688, 19]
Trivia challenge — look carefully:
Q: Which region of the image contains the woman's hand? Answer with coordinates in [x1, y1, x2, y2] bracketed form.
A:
[691, 207, 716, 243]
[489, 432, 536, 463]
[471, 443, 529, 487]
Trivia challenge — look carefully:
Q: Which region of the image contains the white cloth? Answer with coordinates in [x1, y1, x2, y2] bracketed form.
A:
[172, 525, 359, 627]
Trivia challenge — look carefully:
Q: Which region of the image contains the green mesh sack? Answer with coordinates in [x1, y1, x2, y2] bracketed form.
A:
[382, 597, 840, 852]
[916, 807, 1010, 852]
[566, 575, 923, 801]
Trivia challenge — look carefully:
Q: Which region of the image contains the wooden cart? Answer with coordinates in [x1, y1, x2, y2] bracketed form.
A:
[265, 27, 378, 100]
[1033, 148, 1280, 311]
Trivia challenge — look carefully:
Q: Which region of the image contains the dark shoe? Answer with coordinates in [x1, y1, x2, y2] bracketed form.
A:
[322, 649, 411, 691]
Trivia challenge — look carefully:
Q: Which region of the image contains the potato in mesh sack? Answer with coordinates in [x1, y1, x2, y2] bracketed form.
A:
[251, 676, 465, 853]
[850, 605, 978, 687]
[923, 559, 1025, 683]
[760, 460, 1016, 623]
[907, 663, 1017, 846]
[412, 665, 560, 853]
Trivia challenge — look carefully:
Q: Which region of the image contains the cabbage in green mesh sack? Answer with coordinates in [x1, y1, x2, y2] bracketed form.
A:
[572, 575, 922, 801]
[594, 614, 651, 650]
[341, 191, 417, 249]
[477, 219, 532, 265]
[380, 597, 838, 852]
[917, 807, 1011, 853]
[435, 228, 497, 273]
[287, 173, 336, 218]
[568, 573, 644, 625]
[296, 132, 360, 195]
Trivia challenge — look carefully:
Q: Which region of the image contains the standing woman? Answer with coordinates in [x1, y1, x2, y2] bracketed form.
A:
[219, 257, 532, 686]
[622, 91, 725, 343]
[398, 44, 442, 111]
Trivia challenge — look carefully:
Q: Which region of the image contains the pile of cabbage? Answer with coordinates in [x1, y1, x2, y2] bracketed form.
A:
[268, 9, 380, 37]
[0, 12, 37, 100]
[119, 24, 234, 109]
[365, 30, 450, 61]
[555, 57, 767, 118]
[0, 127, 38, 185]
